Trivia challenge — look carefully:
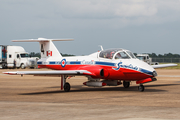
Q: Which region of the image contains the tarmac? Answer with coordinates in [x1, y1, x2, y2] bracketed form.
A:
[0, 69, 180, 120]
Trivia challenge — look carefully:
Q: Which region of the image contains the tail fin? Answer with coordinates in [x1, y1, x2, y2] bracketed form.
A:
[12, 38, 73, 58]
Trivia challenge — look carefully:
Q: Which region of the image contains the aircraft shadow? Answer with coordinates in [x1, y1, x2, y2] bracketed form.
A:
[19, 83, 179, 95]
[145, 83, 179, 87]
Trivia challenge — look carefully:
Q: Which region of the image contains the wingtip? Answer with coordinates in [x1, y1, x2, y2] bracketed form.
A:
[3, 72, 8, 74]
[3, 72, 17, 75]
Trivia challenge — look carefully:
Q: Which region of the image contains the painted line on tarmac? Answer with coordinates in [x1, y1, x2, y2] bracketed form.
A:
[158, 75, 180, 77]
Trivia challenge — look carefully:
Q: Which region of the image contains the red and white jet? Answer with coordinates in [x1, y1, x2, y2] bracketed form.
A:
[4, 38, 177, 92]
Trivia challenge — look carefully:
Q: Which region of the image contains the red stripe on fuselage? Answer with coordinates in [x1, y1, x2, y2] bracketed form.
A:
[38, 64, 153, 80]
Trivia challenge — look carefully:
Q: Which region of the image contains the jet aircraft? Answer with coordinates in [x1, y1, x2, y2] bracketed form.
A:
[3, 38, 177, 92]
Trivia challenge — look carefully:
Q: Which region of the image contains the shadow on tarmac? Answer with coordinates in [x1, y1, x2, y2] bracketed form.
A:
[19, 83, 179, 95]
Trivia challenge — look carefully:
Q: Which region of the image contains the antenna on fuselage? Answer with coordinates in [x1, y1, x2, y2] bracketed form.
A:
[99, 45, 104, 51]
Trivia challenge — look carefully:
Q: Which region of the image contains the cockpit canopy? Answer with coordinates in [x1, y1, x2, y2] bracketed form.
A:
[99, 48, 136, 59]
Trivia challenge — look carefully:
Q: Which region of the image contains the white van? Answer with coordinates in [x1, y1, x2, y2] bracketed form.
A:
[0, 45, 39, 69]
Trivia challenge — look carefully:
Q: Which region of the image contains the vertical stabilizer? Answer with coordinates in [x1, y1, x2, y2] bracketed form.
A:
[39, 40, 62, 58]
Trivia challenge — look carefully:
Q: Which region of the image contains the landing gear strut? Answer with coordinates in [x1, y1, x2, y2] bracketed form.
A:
[61, 75, 71, 92]
[123, 81, 130, 88]
[138, 84, 145, 92]
[64, 82, 71, 92]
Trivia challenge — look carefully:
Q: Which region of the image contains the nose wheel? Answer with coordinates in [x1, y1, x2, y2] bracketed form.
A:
[138, 84, 145, 92]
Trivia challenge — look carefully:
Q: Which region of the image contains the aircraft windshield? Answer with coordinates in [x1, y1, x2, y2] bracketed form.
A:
[20, 54, 29, 58]
[99, 49, 119, 59]
[114, 52, 130, 59]
[99, 49, 131, 59]
[126, 51, 136, 58]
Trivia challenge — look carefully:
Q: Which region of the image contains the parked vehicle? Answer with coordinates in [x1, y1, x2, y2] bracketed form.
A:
[0, 45, 39, 69]
[136, 54, 159, 65]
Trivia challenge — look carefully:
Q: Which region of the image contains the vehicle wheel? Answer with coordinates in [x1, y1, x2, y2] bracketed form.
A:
[2, 63, 7, 69]
[123, 81, 130, 88]
[21, 63, 25, 69]
[138, 84, 145, 92]
[64, 82, 71, 92]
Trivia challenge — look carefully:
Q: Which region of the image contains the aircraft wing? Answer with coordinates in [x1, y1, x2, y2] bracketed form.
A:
[151, 63, 177, 69]
[3, 70, 92, 76]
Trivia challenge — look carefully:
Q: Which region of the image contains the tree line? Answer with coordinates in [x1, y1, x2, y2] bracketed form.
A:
[147, 53, 180, 63]
[144, 53, 180, 58]
[29, 52, 74, 58]
[30, 52, 180, 59]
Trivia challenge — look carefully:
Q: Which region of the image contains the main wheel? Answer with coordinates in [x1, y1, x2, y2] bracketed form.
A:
[138, 84, 145, 92]
[123, 81, 130, 88]
[64, 82, 71, 92]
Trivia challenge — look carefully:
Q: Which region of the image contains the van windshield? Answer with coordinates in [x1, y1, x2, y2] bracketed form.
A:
[20, 54, 29, 58]
[137, 56, 145, 60]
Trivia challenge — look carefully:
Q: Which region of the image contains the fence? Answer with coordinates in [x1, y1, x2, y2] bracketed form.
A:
[152, 58, 180, 63]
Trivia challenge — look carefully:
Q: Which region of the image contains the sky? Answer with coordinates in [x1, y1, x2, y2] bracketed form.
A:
[0, 0, 180, 55]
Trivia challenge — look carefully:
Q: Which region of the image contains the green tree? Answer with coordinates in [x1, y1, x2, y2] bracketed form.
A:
[29, 52, 41, 58]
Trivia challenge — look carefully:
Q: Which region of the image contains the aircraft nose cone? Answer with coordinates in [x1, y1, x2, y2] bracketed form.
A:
[134, 59, 156, 77]
[153, 71, 157, 77]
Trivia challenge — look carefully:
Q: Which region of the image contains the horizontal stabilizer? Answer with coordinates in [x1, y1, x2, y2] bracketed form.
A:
[151, 63, 177, 69]
[11, 38, 74, 58]
[3, 70, 91, 75]
[12, 38, 74, 42]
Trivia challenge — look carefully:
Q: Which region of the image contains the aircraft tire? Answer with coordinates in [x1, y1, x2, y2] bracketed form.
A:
[123, 81, 130, 88]
[138, 84, 145, 92]
[64, 82, 71, 92]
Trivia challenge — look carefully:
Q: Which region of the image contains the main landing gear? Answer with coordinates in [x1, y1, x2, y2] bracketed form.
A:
[61, 75, 71, 92]
[123, 81, 130, 88]
[64, 82, 71, 92]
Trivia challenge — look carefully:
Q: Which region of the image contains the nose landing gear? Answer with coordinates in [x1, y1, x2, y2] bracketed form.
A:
[138, 84, 145, 92]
